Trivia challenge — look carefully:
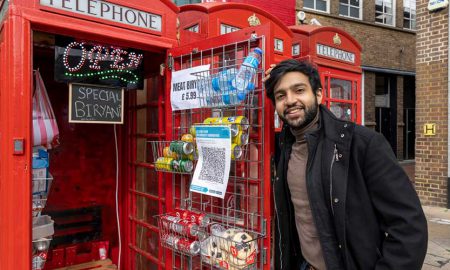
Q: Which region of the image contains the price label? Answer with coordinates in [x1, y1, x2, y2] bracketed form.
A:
[171, 65, 210, 111]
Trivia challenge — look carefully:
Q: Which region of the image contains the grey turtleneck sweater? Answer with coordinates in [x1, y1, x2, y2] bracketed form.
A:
[287, 110, 326, 270]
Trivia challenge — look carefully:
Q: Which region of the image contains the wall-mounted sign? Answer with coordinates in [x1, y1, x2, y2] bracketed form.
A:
[40, 0, 162, 32]
[428, 0, 449, 11]
[55, 36, 143, 89]
[316, 43, 355, 64]
[424, 123, 436, 136]
[69, 83, 124, 124]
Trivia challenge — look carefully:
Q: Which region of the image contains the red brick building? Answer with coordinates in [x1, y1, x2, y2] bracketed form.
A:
[415, 1, 449, 207]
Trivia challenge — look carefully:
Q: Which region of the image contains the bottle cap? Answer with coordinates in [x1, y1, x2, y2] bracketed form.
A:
[253, 47, 263, 56]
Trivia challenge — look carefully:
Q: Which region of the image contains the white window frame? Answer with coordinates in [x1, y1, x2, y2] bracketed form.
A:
[375, 0, 396, 27]
[185, 24, 199, 33]
[274, 38, 284, 53]
[292, 44, 300, 56]
[339, 0, 363, 20]
[220, 23, 240, 35]
[403, 0, 416, 30]
[303, 0, 330, 13]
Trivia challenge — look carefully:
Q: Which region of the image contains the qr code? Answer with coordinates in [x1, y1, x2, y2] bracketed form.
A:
[199, 146, 225, 184]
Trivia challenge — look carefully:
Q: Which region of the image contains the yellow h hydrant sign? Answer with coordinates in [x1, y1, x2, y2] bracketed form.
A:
[424, 123, 436, 136]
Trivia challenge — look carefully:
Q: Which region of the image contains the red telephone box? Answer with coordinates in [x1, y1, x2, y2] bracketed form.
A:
[289, 25, 362, 124]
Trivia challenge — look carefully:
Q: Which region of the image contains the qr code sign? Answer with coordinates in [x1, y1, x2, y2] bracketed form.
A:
[199, 146, 225, 184]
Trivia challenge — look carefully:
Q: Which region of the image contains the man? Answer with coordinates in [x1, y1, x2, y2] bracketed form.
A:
[264, 59, 427, 270]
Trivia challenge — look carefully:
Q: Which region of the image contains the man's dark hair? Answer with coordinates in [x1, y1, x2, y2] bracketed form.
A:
[264, 59, 322, 103]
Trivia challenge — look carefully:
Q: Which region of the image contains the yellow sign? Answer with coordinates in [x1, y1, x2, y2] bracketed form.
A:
[424, 123, 436, 136]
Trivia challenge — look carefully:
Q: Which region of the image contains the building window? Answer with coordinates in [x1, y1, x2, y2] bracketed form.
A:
[403, 0, 416, 29]
[292, 44, 300, 56]
[304, 0, 329, 12]
[172, 0, 201, 6]
[220, 24, 240, 35]
[274, 39, 284, 52]
[339, 0, 362, 19]
[185, 24, 199, 33]
[375, 0, 395, 26]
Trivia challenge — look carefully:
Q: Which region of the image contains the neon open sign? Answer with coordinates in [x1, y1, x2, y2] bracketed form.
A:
[55, 37, 144, 89]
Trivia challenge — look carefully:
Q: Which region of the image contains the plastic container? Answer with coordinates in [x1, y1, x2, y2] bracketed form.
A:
[32, 215, 55, 240]
[232, 48, 262, 93]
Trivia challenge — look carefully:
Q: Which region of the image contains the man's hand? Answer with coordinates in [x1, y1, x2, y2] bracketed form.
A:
[262, 64, 276, 83]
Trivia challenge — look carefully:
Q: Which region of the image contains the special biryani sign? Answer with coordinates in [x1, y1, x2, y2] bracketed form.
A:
[40, 0, 162, 32]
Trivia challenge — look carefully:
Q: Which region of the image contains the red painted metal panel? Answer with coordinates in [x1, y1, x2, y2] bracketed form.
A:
[0, 12, 33, 270]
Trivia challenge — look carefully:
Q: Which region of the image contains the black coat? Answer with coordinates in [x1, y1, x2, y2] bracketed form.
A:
[273, 105, 427, 270]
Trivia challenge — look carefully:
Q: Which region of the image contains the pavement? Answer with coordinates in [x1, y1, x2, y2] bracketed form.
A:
[423, 206, 450, 269]
[398, 161, 450, 269]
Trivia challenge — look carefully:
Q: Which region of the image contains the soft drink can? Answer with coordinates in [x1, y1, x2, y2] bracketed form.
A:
[162, 234, 180, 250]
[178, 219, 199, 238]
[203, 117, 239, 137]
[222, 116, 249, 131]
[231, 144, 243, 160]
[181, 133, 194, 143]
[183, 209, 211, 227]
[170, 141, 194, 155]
[172, 159, 193, 173]
[32, 252, 47, 270]
[163, 146, 178, 159]
[232, 131, 249, 146]
[161, 215, 182, 231]
[155, 157, 174, 171]
[177, 238, 200, 255]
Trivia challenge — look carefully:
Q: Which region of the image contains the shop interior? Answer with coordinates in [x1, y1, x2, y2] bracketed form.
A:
[31, 30, 166, 269]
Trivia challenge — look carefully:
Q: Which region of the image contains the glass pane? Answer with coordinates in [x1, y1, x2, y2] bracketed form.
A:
[304, 0, 315, 9]
[350, 7, 359, 18]
[411, 20, 416, 29]
[330, 78, 352, 100]
[330, 102, 352, 121]
[385, 14, 393, 25]
[339, 4, 348, 16]
[317, 0, 327, 11]
[404, 19, 410, 29]
[135, 166, 159, 195]
[135, 226, 162, 266]
[375, 12, 383, 23]
[340, 0, 348, 3]
[350, 0, 359, 6]
[136, 80, 148, 105]
[135, 253, 159, 270]
[136, 138, 151, 163]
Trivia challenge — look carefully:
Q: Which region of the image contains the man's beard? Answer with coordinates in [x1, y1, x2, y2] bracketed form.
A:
[279, 100, 319, 129]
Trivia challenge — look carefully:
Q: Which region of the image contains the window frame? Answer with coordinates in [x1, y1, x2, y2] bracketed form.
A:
[375, 0, 396, 27]
[339, 0, 363, 20]
[292, 43, 300, 56]
[303, 0, 330, 13]
[220, 23, 241, 35]
[403, 0, 416, 30]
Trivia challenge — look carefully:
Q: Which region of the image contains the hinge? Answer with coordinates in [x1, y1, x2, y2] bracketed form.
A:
[262, 218, 267, 236]
[167, 53, 174, 70]
[262, 248, 267, 264]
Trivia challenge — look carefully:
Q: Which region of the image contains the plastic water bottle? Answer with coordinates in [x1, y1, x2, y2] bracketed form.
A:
[212, 68, 240, 105]
[232, 47, 263, 94]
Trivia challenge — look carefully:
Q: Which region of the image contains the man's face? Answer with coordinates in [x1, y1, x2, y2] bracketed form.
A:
[273, 71, 322, 129]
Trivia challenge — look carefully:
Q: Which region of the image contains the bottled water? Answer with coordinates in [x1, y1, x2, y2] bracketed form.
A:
[232, 47, 262, 94]
[212, 68, 239, 105]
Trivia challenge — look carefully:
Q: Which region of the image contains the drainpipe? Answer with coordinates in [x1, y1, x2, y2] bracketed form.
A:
[447, 6, 450, 209]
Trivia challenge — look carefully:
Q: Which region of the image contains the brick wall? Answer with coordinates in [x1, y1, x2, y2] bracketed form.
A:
[415, 1, 449, 207]
[295, 6, 416, 72]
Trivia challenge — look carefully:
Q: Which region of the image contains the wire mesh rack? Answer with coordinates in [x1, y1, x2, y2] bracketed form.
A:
[32, 175, 53, 217]
[149, 141, 196, 174]
[158, 36, 267, 270]
[192, 65, 260, 109]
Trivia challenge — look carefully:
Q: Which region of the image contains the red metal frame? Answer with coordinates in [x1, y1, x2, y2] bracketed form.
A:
[0, 1, 178, 269]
